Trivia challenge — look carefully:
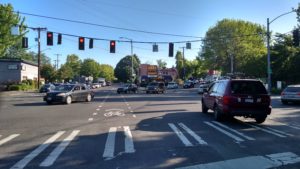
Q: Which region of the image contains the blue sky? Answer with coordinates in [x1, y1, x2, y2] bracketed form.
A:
[2, 0, 299, 68]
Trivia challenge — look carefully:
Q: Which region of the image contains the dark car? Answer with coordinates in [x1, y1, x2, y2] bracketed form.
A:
[39, 84, 55, 93]
[281, 85, 300, 104]
[201, 79, 271, 123]
[44, 84, 94, 104]
[146, 82, 165, 94]
[117, 84, 138, 94]
[183, 81, 194, 88]
[106, 81, 112, 86]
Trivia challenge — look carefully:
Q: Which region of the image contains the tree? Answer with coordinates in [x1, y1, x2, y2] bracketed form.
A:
[200, 19, 267, 77]
[41, 64, 56, 82]
[80, 58, 100, 79]
[115, 54, 140, 82]
[0, 3, 26, 56]
[65, 54, 81, 77]
[157, 59, 167, 68]
[58, 64, 73, 82]
[175, 51, 184, 79]
[99, 64, 115, 81]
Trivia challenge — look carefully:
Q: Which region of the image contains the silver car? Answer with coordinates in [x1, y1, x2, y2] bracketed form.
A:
[281, 85, 300, 104]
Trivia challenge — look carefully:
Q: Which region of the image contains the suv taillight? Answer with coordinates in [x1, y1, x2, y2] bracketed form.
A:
[223, 96, 231, 105]
[281, 92, 285, 96]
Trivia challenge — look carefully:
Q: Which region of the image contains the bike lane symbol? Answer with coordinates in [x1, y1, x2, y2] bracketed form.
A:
[104, 109, 125, 117]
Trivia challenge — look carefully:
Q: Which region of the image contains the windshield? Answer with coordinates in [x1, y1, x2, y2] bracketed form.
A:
[284, 87, 300, 92]
[55, 85, 74, 92]
[231, 81, 267, 95]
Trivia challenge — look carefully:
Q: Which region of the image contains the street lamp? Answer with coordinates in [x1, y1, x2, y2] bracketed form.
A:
[120, 37, 134, 83]
[266, 10, 296, 93]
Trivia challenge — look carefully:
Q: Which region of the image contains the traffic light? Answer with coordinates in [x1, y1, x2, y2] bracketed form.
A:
[153, 44, 158, 52]
[186, 42, 191, 49]
[57, 34, 62, 45]
[79, 37, 85, 50]
[293, 29, 299, 47]
[47, 32, 53, 46]
[110, 40, 116, 53]
[89, 38, 93, 49]
[169, 43, 174, 57]
[22, 37, 28, 48]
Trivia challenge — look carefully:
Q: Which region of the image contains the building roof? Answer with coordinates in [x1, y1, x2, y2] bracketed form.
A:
[0, 58, 38, 67]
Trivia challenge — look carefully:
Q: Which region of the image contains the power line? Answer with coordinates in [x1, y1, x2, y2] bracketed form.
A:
[14, 11, 203, 39]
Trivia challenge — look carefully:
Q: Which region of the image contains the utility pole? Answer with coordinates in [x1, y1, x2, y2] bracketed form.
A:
[54, 54, 61, 70]
[33, 27, 47, 89]
[230, 53, 234, 73]
[266, 10, 295, 93]
[180, 47, 186, 81]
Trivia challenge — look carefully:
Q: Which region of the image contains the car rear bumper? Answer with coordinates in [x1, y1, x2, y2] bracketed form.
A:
[222, 106, 271, 117]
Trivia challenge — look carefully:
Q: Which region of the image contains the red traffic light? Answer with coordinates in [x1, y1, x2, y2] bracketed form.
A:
[110, 41, 115, 46]
[110, 40, 116, 53]
[79, 38, 84, 43]
[47, 32, 53, 46]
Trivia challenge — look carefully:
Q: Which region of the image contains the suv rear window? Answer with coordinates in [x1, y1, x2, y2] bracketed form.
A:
[230, 81, 267, 95]
[284, 87, 300, 92]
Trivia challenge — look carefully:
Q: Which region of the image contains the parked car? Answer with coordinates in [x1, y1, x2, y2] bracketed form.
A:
[106, 81, 112, 86]
[146, 82, 165, 94]
[201, 79, 271, 123]
[44, 84, 94, 104]
[39, 84, 55, 93]
[198, 83, 209, 94]
[92, 83, 101, 89]
[167, 82, 179, 89]
[117, 84, 138, 94]
[183, 81, 194, 88]
[281, 85, 300, 104]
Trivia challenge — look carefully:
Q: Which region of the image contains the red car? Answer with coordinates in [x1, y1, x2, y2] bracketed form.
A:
[201, 79, 271, 123]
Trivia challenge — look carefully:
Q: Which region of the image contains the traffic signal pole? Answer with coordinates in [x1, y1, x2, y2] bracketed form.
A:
[266, 10, 295, 94]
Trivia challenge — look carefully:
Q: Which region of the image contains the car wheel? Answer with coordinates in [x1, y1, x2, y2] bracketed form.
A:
[117, 91, 120, 94]
[201, 101, 208, 113]
[281, 100, 288, 105]
[255, 116, 267, 124]
[66, 96, 72, 104]
[214, 106, 223, 121]
[46, 101, 52, 105]
[86, 94, 92, 102]
[146, 91, 149, 94]
[125, 91, 127, 94]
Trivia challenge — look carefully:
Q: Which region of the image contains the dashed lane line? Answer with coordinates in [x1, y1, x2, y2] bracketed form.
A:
[0, 134, 20, 146]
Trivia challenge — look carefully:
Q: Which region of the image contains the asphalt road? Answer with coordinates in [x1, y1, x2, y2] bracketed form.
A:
[0, 86, 300, 169]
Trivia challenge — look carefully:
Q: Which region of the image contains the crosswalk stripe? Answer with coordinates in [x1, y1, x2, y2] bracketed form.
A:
[123, 126, 135, 153]
[40, 130, 80, 167]
[10, 131, 65, 169]
[0, 134, 20, 146]
[103, 127, 117, 158]
[245, 123, 287, 138]
[212, 121, 255, 141]
[204, 122, 244, 142]
[168, 123, 193, 147]
[257, 125, 294, 137]
[178, 123, 208, 145]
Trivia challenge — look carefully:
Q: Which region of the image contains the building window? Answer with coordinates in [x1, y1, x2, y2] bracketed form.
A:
[22, 76, 28, 80]
[8, 64, 18, 70]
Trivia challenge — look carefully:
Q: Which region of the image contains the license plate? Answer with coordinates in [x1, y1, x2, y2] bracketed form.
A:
[47, 97, 52, 101]
[245, 99, 253, 103]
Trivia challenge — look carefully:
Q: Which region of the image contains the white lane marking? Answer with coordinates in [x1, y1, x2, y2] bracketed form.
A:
[0, 134, 20, 146]
[258, 125, 293, 137]
[103, 127, 117, 158]
[132, 115, 136, 118]
[168, 123, 193, 147]
[130, 110, 134, 113]
[212, 121, 255, 141]
[123, 126, 135, 153]
[204, 122, 244, 142]
[245, 123, 287, 138]
[289, 125, 300, 130]
[96, 108, 100, 111]
[267, 152, 300, 165]
[40, 130, 80, 167]
[88, 118, 93, 121]
[178, 123, 207, 145]
[10, 131, 65, 169]
[98, 106, 102, 108]
[176, 152, 300, 169]
[93, 113, 98, 116]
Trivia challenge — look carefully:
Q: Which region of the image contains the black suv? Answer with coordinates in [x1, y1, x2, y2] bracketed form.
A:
[146, 82, 166, 94]
[201, 79, 271, 123]
[117, 84, 138, 94]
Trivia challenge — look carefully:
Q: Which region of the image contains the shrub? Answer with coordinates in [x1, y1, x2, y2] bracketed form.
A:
[8, 85, 21, 91]
[271, 88, 282, 95]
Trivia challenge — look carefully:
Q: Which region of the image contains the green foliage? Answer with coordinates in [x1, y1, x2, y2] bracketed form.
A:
[175, 51, 184, 79]
[65, 54, 81, 77]
[115, 55, 140, 82]
[99, 64, 114, 81]
[58, 64, 74, 81]
[157, 59, 167, 68]
[0, 3, 26, 56]
[41, 64, 56, 82]
[8, 84, 21, 91]
[80, 58, 100, 79]
[200, 19, 267, 77]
